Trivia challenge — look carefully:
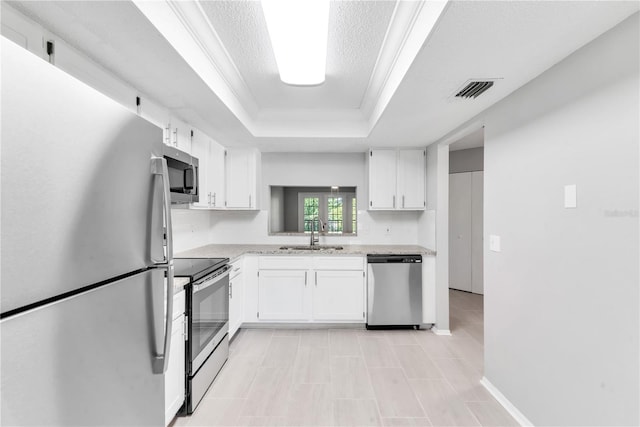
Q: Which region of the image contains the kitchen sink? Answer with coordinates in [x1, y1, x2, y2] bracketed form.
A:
[279, 245, 344, 251]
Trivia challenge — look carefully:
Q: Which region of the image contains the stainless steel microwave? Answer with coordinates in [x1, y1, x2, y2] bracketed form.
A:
[163, 146, 199, 204]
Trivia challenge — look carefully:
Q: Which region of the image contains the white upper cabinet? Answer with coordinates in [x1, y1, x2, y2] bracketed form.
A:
[397, 149, 426, 209]
[208, 143, 226, 208]
[225, 148, 260, 210]
[190, 130, 210, 208]
[190, 132, 226, 209]
[368, 149, 397, 209]
[162, 116, 192, 154]
[368, 148, 426, 210]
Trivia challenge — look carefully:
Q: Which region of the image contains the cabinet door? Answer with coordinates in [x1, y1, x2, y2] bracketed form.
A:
[165, 314, 185, 426]
[169, 117, 192, 154]
[258, 270, 309, 320]
[190, 131, 211, 207]
[229, 271, 244, 338]
[225, 149, 253, 209]
[313, 271, 365, 321]
[398, 149, 426, 210]
[368, 149, 397, 209]
[448, 172, 472, 292]
[209, 142, 226, 208]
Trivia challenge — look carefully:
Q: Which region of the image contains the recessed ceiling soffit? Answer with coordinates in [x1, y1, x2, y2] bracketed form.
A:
[132, 0, 449, 138]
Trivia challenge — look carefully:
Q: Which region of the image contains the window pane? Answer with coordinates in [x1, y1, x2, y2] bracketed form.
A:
[352, 197, 357, 233]
[327, 197, 343, 233]
[303, 197, 319, 232]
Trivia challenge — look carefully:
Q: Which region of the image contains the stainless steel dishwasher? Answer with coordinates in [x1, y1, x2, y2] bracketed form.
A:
[366, 254, 422, 329]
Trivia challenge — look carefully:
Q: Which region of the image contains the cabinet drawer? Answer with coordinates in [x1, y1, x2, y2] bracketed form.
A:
[230, 258, 242, 279]
[173, 290, 185, 319]
[259, 256, 310, 270]
[313, 256, 364, 271]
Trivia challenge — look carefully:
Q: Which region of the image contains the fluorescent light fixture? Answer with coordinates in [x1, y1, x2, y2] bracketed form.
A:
[261, 0, 330, 86]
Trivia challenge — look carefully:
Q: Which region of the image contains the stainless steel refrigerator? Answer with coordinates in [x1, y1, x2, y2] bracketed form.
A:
[1, 37, 175, 426]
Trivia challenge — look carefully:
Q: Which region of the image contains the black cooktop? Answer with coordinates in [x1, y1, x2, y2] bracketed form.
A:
[173, 257, 229, 282]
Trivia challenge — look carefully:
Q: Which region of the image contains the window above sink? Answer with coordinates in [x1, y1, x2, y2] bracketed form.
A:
[269, 186, 357, 236]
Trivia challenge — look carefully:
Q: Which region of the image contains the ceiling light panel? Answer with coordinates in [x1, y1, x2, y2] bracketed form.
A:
[261, 0, 330, 86]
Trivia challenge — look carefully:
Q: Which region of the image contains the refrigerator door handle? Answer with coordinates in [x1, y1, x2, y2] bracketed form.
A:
[153, 263, 174, 374]
[151, 157, 175, 374]
[151, 157, 173, 265]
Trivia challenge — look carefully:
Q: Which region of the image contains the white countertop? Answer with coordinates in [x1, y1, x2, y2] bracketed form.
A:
[176, 244, 436, 262]
[173, 277, 189, 294]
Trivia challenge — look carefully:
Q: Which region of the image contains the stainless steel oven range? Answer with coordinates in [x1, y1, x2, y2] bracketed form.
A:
[173, 257, 230, 414]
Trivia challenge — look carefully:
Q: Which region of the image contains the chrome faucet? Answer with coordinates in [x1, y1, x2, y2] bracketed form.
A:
[310, 217, 323, 246]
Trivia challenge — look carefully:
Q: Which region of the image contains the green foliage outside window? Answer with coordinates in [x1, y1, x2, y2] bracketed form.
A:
[303, 197, 319, 232]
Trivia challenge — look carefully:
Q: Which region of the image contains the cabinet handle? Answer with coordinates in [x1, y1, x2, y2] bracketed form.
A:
[213, 192, 216, 207]
[164, 125, 171, 145]
[173, 128, 178, 146]
[184, 315, 188, 341]
[249, 194, 252, 208]
[229, 282, 233, 299]
[393, 195, 396, 208]
[315, 271, 317, 286]
[304, 271, 307, 286]
[208, 192, 212, 205]
[402, 195, 405, 208]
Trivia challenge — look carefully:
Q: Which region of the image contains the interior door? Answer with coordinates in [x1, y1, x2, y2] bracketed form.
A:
[0, 269, 166, 426]
[449, 172, 472, 292]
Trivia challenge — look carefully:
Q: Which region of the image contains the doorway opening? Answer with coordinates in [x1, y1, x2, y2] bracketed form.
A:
[447, 127, 485, 343]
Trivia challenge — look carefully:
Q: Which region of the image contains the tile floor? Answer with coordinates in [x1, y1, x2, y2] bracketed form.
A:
[171, 290, 518, 427]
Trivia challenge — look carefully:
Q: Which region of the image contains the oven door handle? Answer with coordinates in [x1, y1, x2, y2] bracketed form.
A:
[193, 266, 231, 293]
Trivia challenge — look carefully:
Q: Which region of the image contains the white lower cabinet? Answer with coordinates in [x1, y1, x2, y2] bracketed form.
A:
[229, 260, 244, 338]
[164, 290, 185, 426]
[313, 270, 365, 321]
[256, 256, 365, 323]
[258, 270, 309, 320]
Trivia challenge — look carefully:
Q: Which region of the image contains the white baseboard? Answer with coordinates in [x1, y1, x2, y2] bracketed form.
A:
[480, 377, 534, 427]
[432, 327, 451, 336]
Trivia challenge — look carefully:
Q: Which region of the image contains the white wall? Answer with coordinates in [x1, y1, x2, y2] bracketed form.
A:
[479, 13, 638, 426]
[1, 4, 434, 252]
[449, 147, 484, 173]
[191, 152, 424, 246]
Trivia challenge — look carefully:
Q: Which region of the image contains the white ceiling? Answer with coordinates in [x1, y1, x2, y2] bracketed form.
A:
[200, 0, 396, 111]
[5, 1, 639, 152]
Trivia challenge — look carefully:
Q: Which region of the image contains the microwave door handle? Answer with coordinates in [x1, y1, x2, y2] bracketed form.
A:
[151, 157, 173, 264]
[183, 165, 196, 195]
[191, 165, 197, 195]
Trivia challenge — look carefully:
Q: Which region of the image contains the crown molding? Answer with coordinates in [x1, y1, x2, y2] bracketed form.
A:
[132, 0, 258, 131]
[253, 108, 369, 138]
[133, 0, 448, 140]
[360, 0, 449, 132]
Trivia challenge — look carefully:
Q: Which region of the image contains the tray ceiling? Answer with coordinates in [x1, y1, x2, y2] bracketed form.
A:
[4, 1, 639, 152]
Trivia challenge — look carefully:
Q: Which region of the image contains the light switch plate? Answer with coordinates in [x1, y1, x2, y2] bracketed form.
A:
[489, 235, 501, 252]
[564, 184, 577, 208]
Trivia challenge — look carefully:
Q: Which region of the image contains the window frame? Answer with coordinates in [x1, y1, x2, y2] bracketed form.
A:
[297, 192, 356, 234]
